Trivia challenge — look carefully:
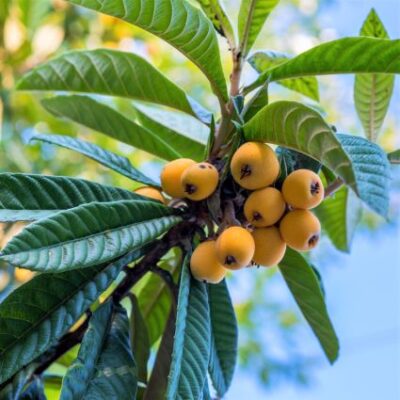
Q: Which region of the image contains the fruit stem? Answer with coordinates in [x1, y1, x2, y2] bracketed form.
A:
[212, 48, 244, 157]
[324, 177, 344, 198]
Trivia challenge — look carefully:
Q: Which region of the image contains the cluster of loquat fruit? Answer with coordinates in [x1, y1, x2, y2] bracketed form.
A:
[134, 142, 324, 285]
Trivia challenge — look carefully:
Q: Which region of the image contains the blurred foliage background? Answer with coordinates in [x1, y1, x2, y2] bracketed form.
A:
[0, 0, 398, 396]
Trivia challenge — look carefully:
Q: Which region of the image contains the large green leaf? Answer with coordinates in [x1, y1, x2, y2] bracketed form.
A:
[17, 49, 211, 121]
[0, 200, 180, 272]
[354, 10, 394, 142]
[338, 133, 391, 217]
[30, 133, 159, 187]
[315, 186, 362, 252]
[243, 101, 390, 216]
[129, 295, 150, 388]
[247, 37, 400, 92]
[238, 0, 280, 56]
[279, 249, 339, 363]
[143, 311, 175, 400]
[166, 259, 210, 400]
[208, 280, 238, 397]
[42, 95, 205, 161]
[248, 50, 319, 101]
[195, 0, 235, 44]
[0, 249, 143, 386]
[66, 0, 228, 101]
[60, 302, 137, 400]
[0, 173, 141, 222]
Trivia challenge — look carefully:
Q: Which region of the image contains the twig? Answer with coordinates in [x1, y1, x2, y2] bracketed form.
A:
[324, 178, 344, 198]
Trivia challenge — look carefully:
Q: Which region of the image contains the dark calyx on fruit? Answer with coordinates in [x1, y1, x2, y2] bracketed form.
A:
[185, 184, 197, 195]
[224, 255, 237, 266]
[310, 181, 321, 195]
[240, 164, 252, 179]
[308, 234, 319, 247]
[252, 212, 262, 221]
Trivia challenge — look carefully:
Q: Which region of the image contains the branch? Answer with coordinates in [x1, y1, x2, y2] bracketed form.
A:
[324, 178, 344, 198]
[212, 48, 243, 156]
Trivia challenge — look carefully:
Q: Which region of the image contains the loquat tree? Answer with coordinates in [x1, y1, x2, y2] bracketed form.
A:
[0, 1, 398, 399]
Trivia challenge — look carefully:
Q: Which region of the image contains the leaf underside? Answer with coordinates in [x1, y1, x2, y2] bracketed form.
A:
[208, 280, 238, 397]
[279, 249, 339, 364]
[166, 260, 211, 400]
[60, 302, 137, 400]
[354, 9, 394, 142]
[30, 133, 159, 187]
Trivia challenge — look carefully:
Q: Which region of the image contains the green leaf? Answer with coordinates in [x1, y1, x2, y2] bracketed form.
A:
[166, 259, 210, 400]
[315, 186, 362, 252]
[243, 101, 391, 216]
[0, 200, 180, 272]
[130, 103, 206, 161]
[279, 249, 339, 363]
[66, 1, 228, 101]
[17, 49, 211, 121]
[0, 173, 142, 222]
[388, 149, 400, 164]
[132, 103, 209, 149]
[60, 302, 137, 400]
[135, 255, 181, 345]
[208, 280, 238, 397]
[129, 295, 150, 386]
[0, 249, 143, 385]
[247, 37, 400, 92]
[43, 376, 62, 400]
[238, 0, 280, 56]
[354, 10, 394, 142]
[248, 50, 319, 101]
[143, 310, 175, 400]
[338, 133, 391, 217]
[30, 133, 159, 187]
[195, 0, 235, 44]
[42, 95, 205, 161]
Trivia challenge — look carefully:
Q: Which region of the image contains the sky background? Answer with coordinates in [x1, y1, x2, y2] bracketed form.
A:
[228, 0, 400, 398]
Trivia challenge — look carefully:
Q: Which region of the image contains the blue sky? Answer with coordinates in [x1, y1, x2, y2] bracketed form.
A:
[228, 0, 400, 398]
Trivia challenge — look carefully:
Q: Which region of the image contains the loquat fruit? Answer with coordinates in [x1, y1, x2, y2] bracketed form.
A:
[282, 169, 324, 210]
[279, 209, 321, 251]
[216, 226, 255, 270]
[230, 142, 280, 190]
[181, 162, 219, 201]
[244, 187, 286, 227]
[160, 158, 196, 198]
[135, 186, 166, 204]
[190, 240, 227, 284]
[252, 227, 287, 267]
